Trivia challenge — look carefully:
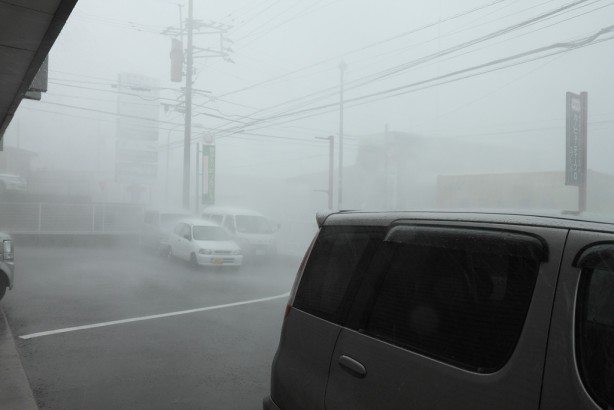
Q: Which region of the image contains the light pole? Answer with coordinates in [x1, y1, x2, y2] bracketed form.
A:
[316, 135, 334, 209]
[195, 142, 200, 215]
[338, 61, 346, 210]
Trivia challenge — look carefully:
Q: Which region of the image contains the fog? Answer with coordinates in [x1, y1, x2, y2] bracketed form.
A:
[2, 1, 614, 408]
[4, 1, 614, 215]
[2, 0, 614, 258]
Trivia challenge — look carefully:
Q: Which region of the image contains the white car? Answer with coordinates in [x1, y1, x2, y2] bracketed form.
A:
[167, 218, 243, 269]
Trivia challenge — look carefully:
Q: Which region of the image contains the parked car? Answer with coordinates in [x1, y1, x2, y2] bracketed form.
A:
[140, 208, 192, 254]
[201, 207, 279, 258]
[0, 232, 14, 301]
[264, 210, 614, 410]
[0, 173, 26, 195]
[167, 218, 242, 269]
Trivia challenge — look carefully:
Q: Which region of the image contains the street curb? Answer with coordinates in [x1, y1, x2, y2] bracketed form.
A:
[0, 308, 38, 410]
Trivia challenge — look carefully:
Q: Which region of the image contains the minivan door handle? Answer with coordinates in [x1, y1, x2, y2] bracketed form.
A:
[338, 355, 367, 378]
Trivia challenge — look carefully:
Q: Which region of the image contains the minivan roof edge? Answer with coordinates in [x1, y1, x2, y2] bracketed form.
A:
[316, 209, 356, 227]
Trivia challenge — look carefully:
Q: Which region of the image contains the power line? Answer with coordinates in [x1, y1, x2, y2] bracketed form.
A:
[37, 101, 183, 127]
[233, 1, 305, 40]
[213, 0, 594, 134]
[217, 0, 505, 99]
[234, 1, 329, 46]
[213, 0, 603, 136]
[212, 25, 614, 138]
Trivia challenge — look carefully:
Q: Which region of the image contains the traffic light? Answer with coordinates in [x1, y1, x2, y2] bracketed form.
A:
[170, 38, 184, 82]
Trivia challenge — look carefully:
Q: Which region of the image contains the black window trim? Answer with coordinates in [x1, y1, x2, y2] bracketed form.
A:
[385, 224, 549, 262]
[574, 243, 614, 410]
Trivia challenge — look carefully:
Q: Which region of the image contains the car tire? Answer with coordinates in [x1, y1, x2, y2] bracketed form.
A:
[190, 253, 199, 269]
[0, 283, 6, 301]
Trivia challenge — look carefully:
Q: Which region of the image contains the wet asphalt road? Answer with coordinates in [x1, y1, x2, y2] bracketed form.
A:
[1, 245, 300, 410]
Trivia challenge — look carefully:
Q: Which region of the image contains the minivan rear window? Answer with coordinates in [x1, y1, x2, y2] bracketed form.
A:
[365, 226, 543, 372]
[293, 226, 384, 324]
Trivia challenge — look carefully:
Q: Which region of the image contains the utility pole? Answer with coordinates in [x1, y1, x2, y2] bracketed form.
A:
[182, 0, 194, 209]
[338, 61, 346, 210]
[316, 135, 334, 209]
[163, 5, 233, 211]
[195, 142, 200, 214]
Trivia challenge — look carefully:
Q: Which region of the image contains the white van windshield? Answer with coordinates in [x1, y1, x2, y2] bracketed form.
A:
[192, 226, 231, 241]
[236, 215, 273, 234]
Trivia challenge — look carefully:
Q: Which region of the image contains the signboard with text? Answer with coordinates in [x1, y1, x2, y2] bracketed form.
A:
[565, 92, 587, 187]
[115, 72, 159, 183]
[202, 145, 215, 205]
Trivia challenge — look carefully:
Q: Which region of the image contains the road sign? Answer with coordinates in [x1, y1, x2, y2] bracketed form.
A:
[565, 91, 588, 211]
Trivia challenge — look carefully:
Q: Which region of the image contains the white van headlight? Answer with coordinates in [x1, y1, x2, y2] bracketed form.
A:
[232, 249, 241, 255]
[2, 240, 13, 260]
[199, 249, 213, 255]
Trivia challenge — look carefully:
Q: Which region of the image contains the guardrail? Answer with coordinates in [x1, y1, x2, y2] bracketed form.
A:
[0, 202, 144, 234]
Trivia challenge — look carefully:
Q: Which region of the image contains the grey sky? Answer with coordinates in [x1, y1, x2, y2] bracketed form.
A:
[5, 0, 614, 207]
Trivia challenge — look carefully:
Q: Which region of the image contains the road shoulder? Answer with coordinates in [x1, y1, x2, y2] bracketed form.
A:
[0, 308, 38, 410]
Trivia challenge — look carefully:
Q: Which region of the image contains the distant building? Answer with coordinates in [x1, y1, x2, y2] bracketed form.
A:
[328, 130, 550, 210]
[436, 170, 614, 214]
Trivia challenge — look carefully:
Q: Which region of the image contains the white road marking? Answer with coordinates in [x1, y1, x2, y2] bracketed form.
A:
[19, 292, 290, 340]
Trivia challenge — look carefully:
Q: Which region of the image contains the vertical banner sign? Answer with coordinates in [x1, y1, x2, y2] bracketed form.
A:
[202, 145, 215, 205]
[565, 92, 588, 210]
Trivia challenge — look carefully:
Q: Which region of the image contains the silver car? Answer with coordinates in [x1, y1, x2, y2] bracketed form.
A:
[0, 232, 14, 301]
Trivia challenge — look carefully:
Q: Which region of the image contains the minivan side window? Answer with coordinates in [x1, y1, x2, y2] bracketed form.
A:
[182, 225, 192, 240]
[205, 214, 223, 225]
[293, 226, 384, 324]
[223, 216, 236, 233]
[365, 226, 544, 373]
[576, 246, 614, 409]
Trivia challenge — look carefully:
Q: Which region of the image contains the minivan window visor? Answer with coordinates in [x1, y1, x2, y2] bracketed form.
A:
[575, 243, 614, 270]
[384, 225, 548, 262]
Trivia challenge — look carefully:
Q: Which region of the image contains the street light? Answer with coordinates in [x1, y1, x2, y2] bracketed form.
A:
[338, 61, 346, 210]
[315, 135, 334, 209]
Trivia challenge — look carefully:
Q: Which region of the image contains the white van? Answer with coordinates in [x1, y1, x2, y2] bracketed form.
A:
[201, 207, 279, 258]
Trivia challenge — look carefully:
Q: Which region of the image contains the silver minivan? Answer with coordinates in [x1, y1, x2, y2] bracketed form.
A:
[265, 210, 614, 410]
